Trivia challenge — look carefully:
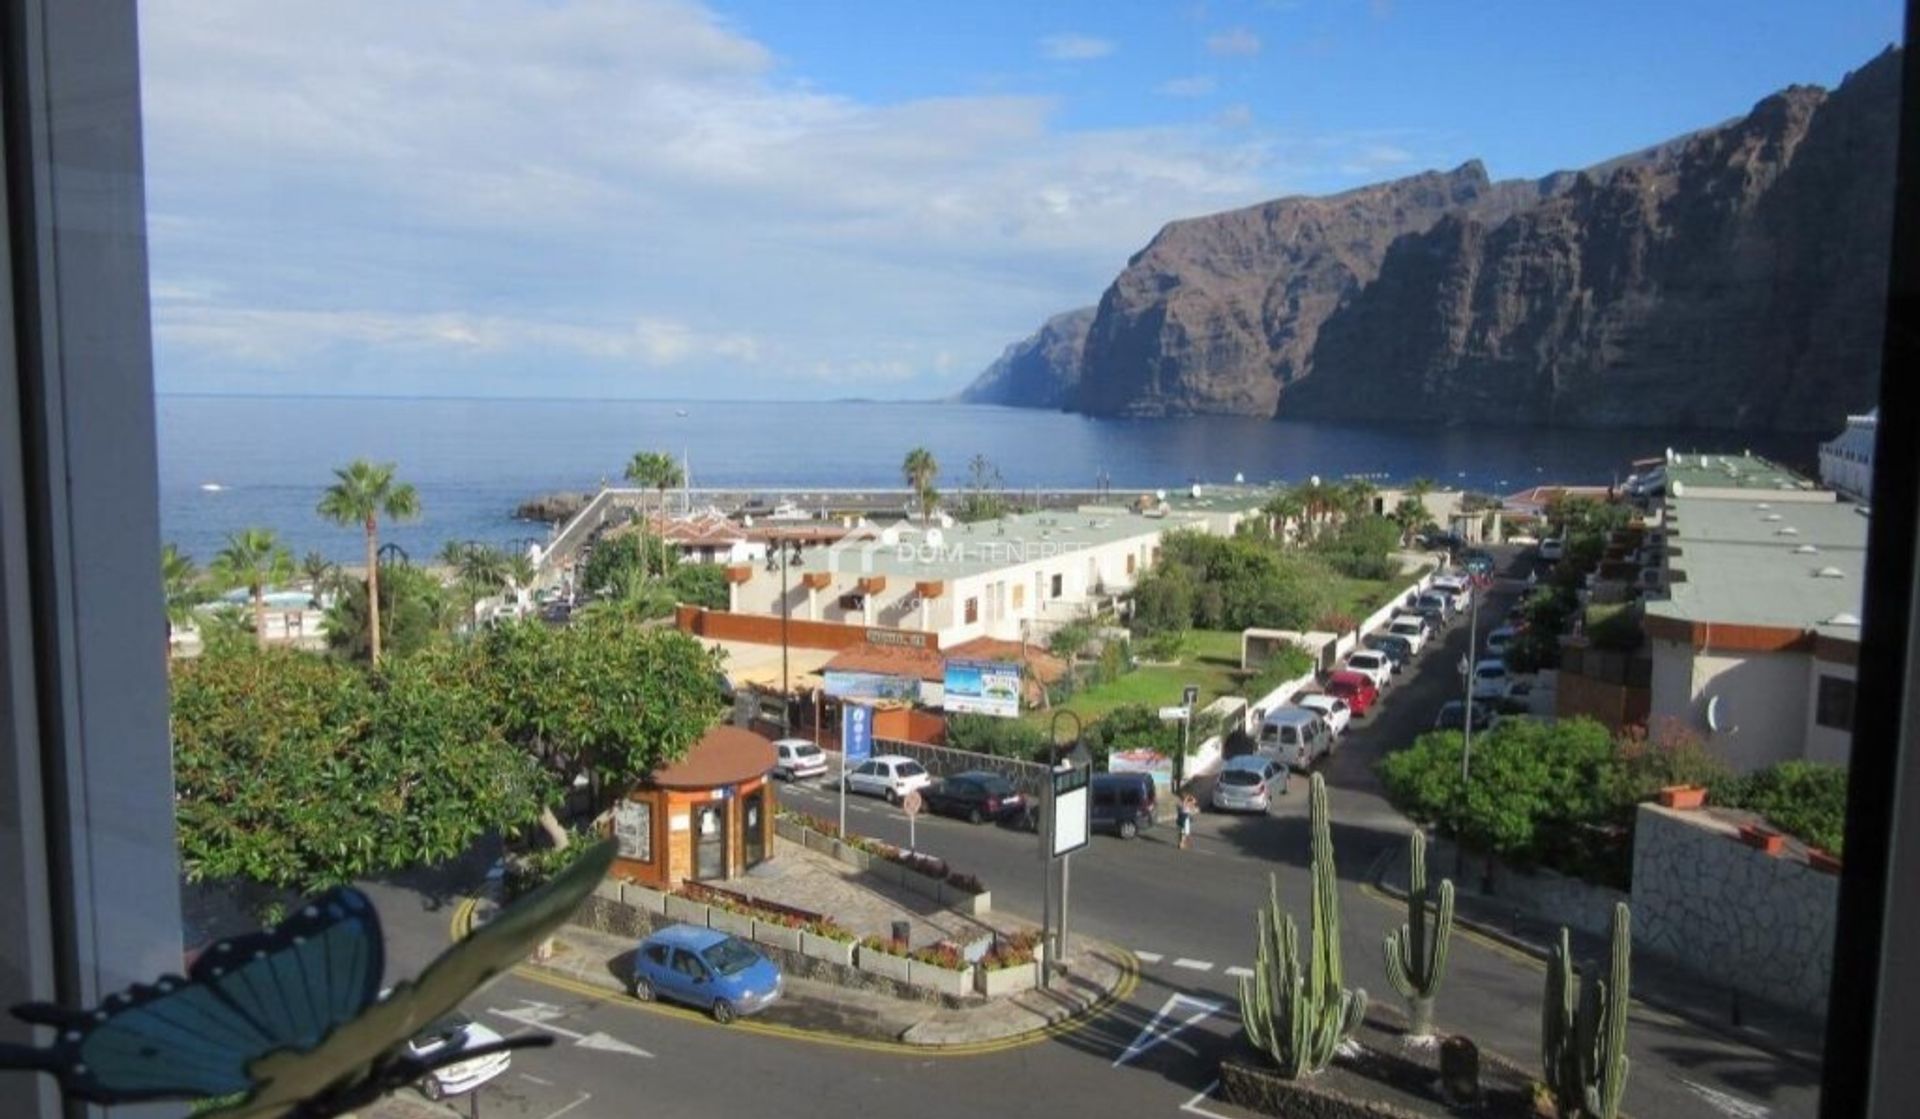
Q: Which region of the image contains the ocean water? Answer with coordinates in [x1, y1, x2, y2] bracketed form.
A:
[155, 395, 1815, 566]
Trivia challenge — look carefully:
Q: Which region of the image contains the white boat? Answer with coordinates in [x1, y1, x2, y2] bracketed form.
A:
[200, 482, 225, 492]
[764, 500, 810, 521]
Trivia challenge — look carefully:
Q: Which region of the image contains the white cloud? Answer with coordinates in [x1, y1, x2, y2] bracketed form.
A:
[1039, 34, 1117, 61]
[1338, 143, 1415, 174]
[1206, 28, 1263, 56]
[139, 1, 1297, 398]
[1156, 75, 1218, 98]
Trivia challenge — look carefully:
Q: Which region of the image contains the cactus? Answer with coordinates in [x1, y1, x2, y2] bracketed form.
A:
[1240, 773, 1367, 1077]
[1384, 829, 1455, 1039]
[1542, 903, 1632, 1119]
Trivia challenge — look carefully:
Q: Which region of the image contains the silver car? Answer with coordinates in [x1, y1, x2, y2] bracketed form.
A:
[1210, 755, 1289, 813]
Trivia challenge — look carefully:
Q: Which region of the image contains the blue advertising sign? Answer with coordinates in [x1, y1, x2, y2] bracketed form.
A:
[843, 703, 874, 764]
[825, 670, 921, 703]
[942, 659, 1022, 718]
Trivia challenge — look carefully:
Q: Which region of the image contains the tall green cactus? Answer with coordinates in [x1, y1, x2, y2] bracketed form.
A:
[1240, 773, 1367, 1077]
[1384, 829, 1455, 1039]
[1542, 903, 1632, 1119]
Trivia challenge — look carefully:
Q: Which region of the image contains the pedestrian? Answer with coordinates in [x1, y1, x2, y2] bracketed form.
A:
[1177, 794, 1198, 850]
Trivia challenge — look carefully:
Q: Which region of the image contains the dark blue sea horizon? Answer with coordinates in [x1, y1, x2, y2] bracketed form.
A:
[155, 394, 1818, 566]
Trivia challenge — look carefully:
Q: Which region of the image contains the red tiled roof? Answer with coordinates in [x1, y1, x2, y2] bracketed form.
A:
[946, 637, 1066, 685]
[821, 643, 948, 683]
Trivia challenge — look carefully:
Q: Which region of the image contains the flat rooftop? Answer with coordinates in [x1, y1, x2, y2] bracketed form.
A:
[792, 505, 1219, 581]
[1647, 494, 1867, 639]
[1662, 451, 1821, 495]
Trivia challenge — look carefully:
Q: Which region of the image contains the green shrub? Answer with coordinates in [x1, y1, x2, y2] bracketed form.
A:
[1712, 761, 1849, 854]
[1138, 630, 1189, 662]
[946, 713, 1049, 758]
[1082, 703, 1182, 770]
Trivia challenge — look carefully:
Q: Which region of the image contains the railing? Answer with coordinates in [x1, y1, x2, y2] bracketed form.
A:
[873, 737, 1049, 799]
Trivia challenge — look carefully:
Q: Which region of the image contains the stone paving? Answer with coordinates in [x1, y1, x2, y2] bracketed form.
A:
[723, 840, 1014, 949]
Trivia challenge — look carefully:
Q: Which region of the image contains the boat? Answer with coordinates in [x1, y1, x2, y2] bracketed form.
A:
[200, 482, 225, 492]
[675, 408, 689, 417]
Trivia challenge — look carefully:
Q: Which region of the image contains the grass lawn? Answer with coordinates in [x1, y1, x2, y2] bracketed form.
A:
[1024, 639, 1246, 727]
[1325, 575, 1408, 621]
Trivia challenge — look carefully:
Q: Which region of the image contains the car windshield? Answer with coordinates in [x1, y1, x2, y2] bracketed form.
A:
[1220, 770, 1262, 786]
[702, 937, 761, 977]
[413, 1013, 471, 1047]
[1478, 665, 1506, 678]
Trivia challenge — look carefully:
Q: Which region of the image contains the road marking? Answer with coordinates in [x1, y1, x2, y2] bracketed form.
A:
[1677, 1077, 1771, 1119]
[1223, 966, 1255, 979]
[575, 1031, 654, 1058]
[1179, 1080, 1236, 1119]
[519, 1073, 555, 1087]
[1135, 951, 1164, 963]
[537, 1093, 593, 1119]
[1114, 993, 1225, 1067]
[488, 1001, 587, 1040]
[1172, 958, 1213, 971]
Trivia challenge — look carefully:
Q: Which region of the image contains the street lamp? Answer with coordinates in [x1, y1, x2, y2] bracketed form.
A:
[765, 537, 805, 732]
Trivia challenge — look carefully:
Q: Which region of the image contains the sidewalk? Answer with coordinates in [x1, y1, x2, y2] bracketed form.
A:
[531, 919, 1131, 1048]
[1374, 838, 1826, 1067]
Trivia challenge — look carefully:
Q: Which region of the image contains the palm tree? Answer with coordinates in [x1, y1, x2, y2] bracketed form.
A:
[161, 543, 206, 654]
[211, 528, 294, 651]
[624, 451, 684, 581]
[300, 550, 341, 607]
[456, 544, 510, 628]
[902, 447, 939, 526]
[318, 460, 421, 664]
[1262, 488, 1305, 547]
[1294, 478, 1333, 542]
[1407, 477, 1438, 501]
[1391, 496, 1428, 547]
[1342, 478, 1379, 523]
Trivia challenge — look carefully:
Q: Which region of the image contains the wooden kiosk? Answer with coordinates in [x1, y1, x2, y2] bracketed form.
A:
[611, 726, 777, 889]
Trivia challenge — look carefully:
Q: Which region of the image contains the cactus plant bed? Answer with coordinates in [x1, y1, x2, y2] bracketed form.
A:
[1220, 1013, 1546, 1118]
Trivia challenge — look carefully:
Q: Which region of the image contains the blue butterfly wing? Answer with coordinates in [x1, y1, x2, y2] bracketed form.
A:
[4, 887, 383, 1104]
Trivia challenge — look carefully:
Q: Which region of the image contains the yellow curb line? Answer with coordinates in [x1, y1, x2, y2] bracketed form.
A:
[452, 895, 1140, 1057]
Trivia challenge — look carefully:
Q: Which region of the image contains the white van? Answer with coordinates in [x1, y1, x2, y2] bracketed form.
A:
[1258, 708, 1332, 770]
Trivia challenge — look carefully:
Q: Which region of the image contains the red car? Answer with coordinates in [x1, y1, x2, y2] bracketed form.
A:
[1325, 670, 1380, 717]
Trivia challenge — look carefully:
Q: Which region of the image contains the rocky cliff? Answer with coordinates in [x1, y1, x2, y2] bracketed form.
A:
[956, 306, 1095, 407]
[970, 48, 1898, 432]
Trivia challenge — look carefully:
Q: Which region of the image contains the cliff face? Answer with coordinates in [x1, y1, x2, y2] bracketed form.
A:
[956, 307, 1095, 407]
[986, 48, 1898, 431]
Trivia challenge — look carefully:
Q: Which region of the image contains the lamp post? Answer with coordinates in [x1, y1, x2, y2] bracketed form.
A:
[765, 537, 805, 733]
[377, 542, 408, 656]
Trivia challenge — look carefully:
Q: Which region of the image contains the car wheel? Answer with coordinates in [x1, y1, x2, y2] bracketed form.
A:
[421, 1077, 445, 1102]
[968, 807, 984, 825]
[886, 787, 900, 805]
[630, 976, 655, 1002]
[1118, 819, 1139, 840]
[711, 998, 737, 1025]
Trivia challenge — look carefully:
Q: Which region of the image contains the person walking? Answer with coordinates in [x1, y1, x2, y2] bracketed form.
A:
[1177, 794, 1198, 850]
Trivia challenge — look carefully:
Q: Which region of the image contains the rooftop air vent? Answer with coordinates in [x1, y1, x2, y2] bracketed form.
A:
[1826, 613, 1861, 626]
[1754, 502, 1771, 510]
[1763, 513, 1783, 522]
[1793, 544, 1819, 554]
[1777, 526, 1799, 536]
[1815, 566, 1845, 579]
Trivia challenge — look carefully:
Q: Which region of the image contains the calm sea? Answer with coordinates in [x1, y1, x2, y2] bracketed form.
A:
[155, 395, 1816, 566]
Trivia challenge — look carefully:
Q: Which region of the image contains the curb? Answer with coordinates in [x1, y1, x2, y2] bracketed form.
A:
[1363, 858, 1824, 1070]
[452, 895, 1140, 1056]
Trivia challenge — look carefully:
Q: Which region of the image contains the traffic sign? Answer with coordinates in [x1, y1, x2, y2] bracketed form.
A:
[1158, 706, 1191, 721]
[901, 790, 923, 817]
[1182, 685, 1200, 707]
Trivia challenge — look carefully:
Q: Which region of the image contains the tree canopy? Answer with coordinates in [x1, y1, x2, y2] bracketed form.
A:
[318, 460, 421, 663]
[324, 562, 451, 661]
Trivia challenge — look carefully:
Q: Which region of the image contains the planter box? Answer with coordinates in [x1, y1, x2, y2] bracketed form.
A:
[774, 818, 806, 844]
[832, 841, 872, 870]
[864, 860, 907, 888]
[592, 879, 623, 903]
[799, 931, 856, 967]
[802, 829, 837, 855]
[1809, 848, 1843, 874]
[1739, 824, 1784, 856]
[900, 868, 944, 903]
[909, 959, 974, 998]
[977, 960, 1038, 997]
[1658, 785, 1707, 810]
[939, 883, 991, 915]
[624, 883, 668, 915]
[857, 947, 912, 984]
[708, 908, 755, 938]
[753, 921, 803, 953]
[664, 894, 709, 924]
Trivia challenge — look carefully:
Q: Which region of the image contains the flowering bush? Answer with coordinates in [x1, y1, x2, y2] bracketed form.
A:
[981, 930, 1042, 970]
[910, 942, 967, 971]
[802, 917, 855, 943]
[945, 871, 985, 894]
[860, 934, 905, 957]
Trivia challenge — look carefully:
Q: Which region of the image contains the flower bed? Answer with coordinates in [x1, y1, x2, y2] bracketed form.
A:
[667, 880, 853, 958]
[975, 930, 1044, 997]
[779, 810, 992, 914]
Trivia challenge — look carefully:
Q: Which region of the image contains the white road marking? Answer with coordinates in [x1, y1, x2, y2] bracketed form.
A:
[1114, 993, 1225, 1067]
[1224, 966, 1255, 979]
[1134, 951, 1164, 963]
[574, 1031, 654, 1058]
[1179, 1080, 1236, 1119]
[1677, 1078, 1771, 1119]
[487, 1001, 586, 1040]
[519, 1073, 554, 1087]
[1173, 958, 1213, 971]
[537, 1093, 593, 1119]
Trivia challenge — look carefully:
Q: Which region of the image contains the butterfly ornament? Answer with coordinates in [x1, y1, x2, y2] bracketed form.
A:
[0, 840, 616, 1118]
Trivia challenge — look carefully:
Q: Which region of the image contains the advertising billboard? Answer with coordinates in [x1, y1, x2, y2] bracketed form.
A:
[942, 659, 1022, 718]
[843, 703, 874, 765]
[824, 670, 921, 703]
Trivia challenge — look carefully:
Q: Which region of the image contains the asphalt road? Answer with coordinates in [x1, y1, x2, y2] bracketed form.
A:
[361, 546, 1821, 1119]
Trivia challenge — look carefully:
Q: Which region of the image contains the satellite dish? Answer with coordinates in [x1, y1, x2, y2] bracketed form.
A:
[1310, 475, 1321, 487]
[879, 526, 901, 546]
[1190, 483, 1203, 499]
[1705, 694, 1734, 734]
[1156, 489, 1167, 501]
[1234, 472, 1245, 484]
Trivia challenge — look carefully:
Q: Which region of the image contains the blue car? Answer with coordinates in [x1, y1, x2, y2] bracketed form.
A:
[629, 924, 783, 1023]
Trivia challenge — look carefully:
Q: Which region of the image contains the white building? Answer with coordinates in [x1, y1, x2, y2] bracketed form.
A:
[1818, 409, 1877, 502]
[1643, 475, 1862, 772]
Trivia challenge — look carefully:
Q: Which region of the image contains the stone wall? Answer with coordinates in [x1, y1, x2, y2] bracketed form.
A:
[1631, 804, 1838, 1015]
[1424, 836, 1625, 941]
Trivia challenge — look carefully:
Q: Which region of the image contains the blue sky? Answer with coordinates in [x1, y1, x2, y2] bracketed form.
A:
[140, 1, 1903, 401]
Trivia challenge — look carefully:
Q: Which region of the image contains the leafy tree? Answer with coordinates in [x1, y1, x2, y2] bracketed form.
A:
[211, 528, 294, 652]
[669, 562, 729, 610]
[1310, 514, 1402, 580]
[902, 446, 939, 525]
[623, 451, 684, 581]
[1129, 565, 1196, 637]
[299, 550, 345, 607]
[1390, 496, 1429, 547]
[945, 713, 1049, 758]
[162, 542, 208, 633]
[1082, 703, 1183, 771]
[582, 531, 670, 598]
[1712, 761, 1849, 855]
[317, 460, 421, 664]
[324, 562, 450, 661]
[169, 646, 548, 895]
[468, 616, 724, 848]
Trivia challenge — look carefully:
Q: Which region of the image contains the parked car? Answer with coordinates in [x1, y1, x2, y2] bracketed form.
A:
[1434, 699, 1500, 732]
[1258, 707, 1333, 770]
[1414, 592, 1455, 624]
[1343, 649, 1394, 690]
[1326, 670, 1380, 717]
[923, 771, 1026, 824]
[1293, 693, 1351, 737]
[1462, 550, 1496, 576]
[842, 755, 932, 803]
[1386, 616, 1430, 654]
[1429, 574, 1474, 613]
[405, 1011, 510, 1101]
[771, 738, 828, 781]
[1471, 659, 1511, 701]
[1089, 773, 1157, 839]
[1485, 626, 1518, 658]
[1537, 538, 1565, 563]
[1364, 632, 1415, 672]
[629, 924, 783, 1023]
[1210, 755, 1289, 813]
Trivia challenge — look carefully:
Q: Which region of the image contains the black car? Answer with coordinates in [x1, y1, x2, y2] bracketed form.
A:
[1363, 633, 1414, 672]
[1434, 700, 1499, 732]
[1089, 773, 1157, 839]
[922, 771, 1026, 824]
